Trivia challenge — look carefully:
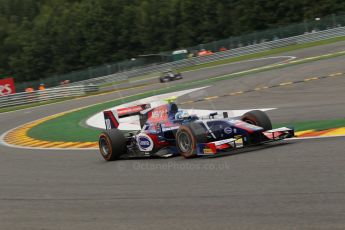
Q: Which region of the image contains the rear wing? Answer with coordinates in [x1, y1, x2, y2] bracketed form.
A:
[117, 104, 151, 118]
[103, 104, 151, 130]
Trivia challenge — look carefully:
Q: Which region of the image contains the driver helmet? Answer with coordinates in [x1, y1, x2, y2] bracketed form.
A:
[175, 110, 189, 120]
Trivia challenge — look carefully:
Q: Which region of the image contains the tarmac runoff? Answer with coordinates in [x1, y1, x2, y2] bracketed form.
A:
[1, 53, 345, 150]
[1, 70, 345, 150]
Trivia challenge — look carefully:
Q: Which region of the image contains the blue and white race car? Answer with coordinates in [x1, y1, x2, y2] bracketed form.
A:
[159, 70, 183, 83]
[98, 102, 294, 161]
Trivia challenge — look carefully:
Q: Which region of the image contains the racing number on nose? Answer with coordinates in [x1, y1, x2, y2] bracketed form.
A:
[152, 109, 167, 118]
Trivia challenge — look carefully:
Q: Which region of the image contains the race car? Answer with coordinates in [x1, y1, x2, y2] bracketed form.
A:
[98, 102, 295, 161]
[159, 69, 183, 83]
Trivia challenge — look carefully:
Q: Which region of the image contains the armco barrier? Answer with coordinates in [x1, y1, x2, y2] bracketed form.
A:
[0, 85, 99, 108]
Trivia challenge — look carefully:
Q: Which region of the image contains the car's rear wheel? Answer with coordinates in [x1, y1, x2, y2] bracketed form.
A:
[176, 123, 207, 158]
[241, 110, 272, 131]
[99, 129, 127, 161]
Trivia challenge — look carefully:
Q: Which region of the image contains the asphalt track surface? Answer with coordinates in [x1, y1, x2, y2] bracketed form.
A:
[1, 41, 345, 229]
[177, 55, 345, 123]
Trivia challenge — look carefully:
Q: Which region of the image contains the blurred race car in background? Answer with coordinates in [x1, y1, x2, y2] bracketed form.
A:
[159, 69, 182, 83]
[98, 102, 295, 161]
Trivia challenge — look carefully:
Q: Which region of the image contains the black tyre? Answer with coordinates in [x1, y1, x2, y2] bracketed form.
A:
[241, 110, 272, 131]
[176, 123, 207, 158]
[99, 129, 127, 161]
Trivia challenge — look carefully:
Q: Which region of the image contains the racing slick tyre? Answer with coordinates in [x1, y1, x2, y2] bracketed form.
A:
[176, 123, 207, 158]
[241, 110, 272, 131]
[99, 129, 127, 161]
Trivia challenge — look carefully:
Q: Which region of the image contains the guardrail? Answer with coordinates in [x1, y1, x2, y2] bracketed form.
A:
[70, 26, 345, 86]
[0, 85, 99, 108]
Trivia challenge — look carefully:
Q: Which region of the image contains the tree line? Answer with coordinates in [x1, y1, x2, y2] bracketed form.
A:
[0, 0, 344, 82]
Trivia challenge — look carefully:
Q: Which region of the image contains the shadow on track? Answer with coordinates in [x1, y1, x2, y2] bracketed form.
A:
[201, 141, 295, 159]
[101, 141, 296, 162]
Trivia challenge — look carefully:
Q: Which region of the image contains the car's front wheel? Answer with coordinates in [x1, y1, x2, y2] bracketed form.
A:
[241, 110, 272, 131]
[176, 123, 207, 158]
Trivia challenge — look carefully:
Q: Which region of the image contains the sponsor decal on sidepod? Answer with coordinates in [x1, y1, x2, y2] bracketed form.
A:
[137, 134, 154, 152]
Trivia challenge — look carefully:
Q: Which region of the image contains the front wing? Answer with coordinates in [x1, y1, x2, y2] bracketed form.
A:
[196, 127, 294, 156]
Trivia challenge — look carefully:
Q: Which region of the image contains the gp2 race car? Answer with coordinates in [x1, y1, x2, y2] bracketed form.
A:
[98, 102, 295, 161]
[159, 69, 183, 83]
